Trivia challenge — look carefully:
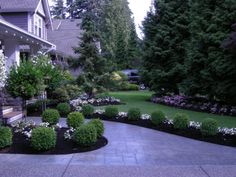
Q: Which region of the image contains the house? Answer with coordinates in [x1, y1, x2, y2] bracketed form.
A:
[0, 0, 56, 123]
[47, 19, 83, 76]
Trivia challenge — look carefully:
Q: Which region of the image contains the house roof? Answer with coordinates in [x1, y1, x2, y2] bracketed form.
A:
[0, 0, 40, 12]
[0, 18, 56, 48]
[48, 19, 83, 58]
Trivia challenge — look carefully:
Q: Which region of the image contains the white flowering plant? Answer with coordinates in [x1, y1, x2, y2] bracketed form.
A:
[0, 49, 6, 88]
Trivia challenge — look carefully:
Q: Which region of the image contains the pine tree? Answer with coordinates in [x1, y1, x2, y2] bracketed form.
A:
[51, 0, 66, 19]
[142, 0, 190, 95]
[73, 0, 108, 95]
[180, 0, 236, 104]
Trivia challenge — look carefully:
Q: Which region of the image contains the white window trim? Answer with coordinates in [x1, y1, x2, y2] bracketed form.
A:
[34, 14, 43, 38]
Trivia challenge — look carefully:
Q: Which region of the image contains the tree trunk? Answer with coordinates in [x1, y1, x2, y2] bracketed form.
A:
[22, 99, 27, 120]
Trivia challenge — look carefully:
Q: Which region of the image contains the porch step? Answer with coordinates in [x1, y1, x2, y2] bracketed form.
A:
[3, 111, 23, 124]
[3, 107, 14, 115]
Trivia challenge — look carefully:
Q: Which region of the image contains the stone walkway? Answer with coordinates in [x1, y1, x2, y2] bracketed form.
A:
[0, 117, 235, 177]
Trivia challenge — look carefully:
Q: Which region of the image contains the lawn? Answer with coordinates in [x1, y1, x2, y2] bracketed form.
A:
[97, 91, 236, 128]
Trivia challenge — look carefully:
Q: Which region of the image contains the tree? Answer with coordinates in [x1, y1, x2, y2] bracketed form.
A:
[141, 0, 190, 95]
[73, 0, 108, 95]
[5, 60, 44, 117]
[51, 0, 66, 19]
[180, 0, 236, 104]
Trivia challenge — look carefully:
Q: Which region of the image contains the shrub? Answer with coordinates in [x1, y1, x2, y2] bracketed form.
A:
[151, 111, 166, 126]
[64, 84, 81, 99]
[31, 127, 56, 151]
[88, 119, 104, 138]
[173, 113, 189, 129]
[128, 108, 141, 121]
[73, 124, 97, 147]
[42, 109, 60, 125]
[105, 106, 119, 118]
[95, 92, 109, 99]
[0, 127, 13, 149]
[56, 102, 71, 117]
[52, 88, 70, 103]
[127, 84, 139, 91]
[201, 118, 218, 136]
[67, 112, 84, 128]
[120, 82, 139, 91]
[82, 104, 94, 117]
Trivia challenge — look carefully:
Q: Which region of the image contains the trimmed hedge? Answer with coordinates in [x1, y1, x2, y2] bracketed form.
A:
[128, 108, 141, 121]
[151, 111, 166, 126]
[88, 119, 104, 138]
[56, 102, 71, 117]
[42, 109, 60, 125]
[73, 124, 97, 147]
[31, 127, 56, 151]
[82, 104, 94, 117]
[67, 112, 84, 128]
[105, 106, 119, 118]
[173, 113, 189, 130]
[0, 127, 13, 149]
[201, 118, 218, 136]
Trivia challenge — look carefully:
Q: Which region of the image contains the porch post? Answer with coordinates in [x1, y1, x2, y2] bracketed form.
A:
[4, 39, 20, 72]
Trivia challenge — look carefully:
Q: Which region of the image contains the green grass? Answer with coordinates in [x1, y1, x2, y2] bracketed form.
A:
[97, 91, 236, 128]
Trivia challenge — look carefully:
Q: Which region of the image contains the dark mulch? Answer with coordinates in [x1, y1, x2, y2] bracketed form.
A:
[92, 113, 236, 147]
[0, 128, 108, 155]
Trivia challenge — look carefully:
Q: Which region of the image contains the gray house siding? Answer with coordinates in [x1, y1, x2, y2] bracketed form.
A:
[1, 12, 28, 31]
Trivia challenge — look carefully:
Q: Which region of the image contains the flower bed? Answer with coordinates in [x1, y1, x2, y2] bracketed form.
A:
[0, 120, 107, 154]
[151, 95, 236, 116]
[92, 109, 236, 147]
[70, 94, 121, 111]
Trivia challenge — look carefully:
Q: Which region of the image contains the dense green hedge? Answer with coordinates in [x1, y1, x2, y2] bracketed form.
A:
[0, 127, 13, 149]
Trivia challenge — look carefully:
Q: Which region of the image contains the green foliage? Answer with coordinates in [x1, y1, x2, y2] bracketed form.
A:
[51, 0, 66, 19]
[88, 119, 104, 138]
[82, 104, 94, 117]
[52, 88, 70, 103]
[128, 108, 141, 121]
[31, 127, 56, 151]
[151, 111, 166, 126]
[0, 127, 12, 149]
[141, 0, 189, 95]
[173, 113, 189, 130]
[6, 59, 43, 100]
[105, 106, 119, 118]
[120, 82, 139, 91]
[67, 112, 85, 128]
[64, 84, 81, 99]
[201, 118, 218, 136]
[73, 124, 97, 147]
[56, 103, 71, 117]
[42, 109, 60, 125]
[95, 92, 110, 99]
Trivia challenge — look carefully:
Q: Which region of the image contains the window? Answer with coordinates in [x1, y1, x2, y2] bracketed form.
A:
[34, 15, 43, 38]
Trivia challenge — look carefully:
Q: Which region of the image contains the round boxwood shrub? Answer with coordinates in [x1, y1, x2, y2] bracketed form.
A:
[42, 109, 60, 125]
[201, 118, 218, 136]
[0, 127, 13, 149]
[105, 106, 118, 118]
[56, 102, 71, 117]
[151, 111, 166, 126]
[31, 127, 56, 151]
[73, 124, 97, 147]
[67, 112, 84, 128]
[82, 104, 94, 117]
[128, 108, 141, 121]
[88, 119, 104, 138]
[173, 113, 189, 130]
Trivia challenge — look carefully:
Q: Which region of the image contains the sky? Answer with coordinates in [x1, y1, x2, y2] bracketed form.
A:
[48, 0, 152, 38]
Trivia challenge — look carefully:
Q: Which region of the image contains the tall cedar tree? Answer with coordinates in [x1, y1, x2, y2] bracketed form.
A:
[142, 0, 189, 95]
[51, 0, 66, 19]
[73, 0, 108, 95]
[180, 0, 236, 104]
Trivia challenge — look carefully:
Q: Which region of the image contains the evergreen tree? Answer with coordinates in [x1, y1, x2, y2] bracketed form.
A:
[180, 0, 236, 104]
[51, 0, 66, 19]
[142, 0, 190, 95]
[73, 0, 108, 95]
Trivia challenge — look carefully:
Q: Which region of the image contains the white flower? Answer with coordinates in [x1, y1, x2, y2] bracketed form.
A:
[190, 121, 201, 129]
[39, 122, 50, 127]
[95, 109, 105, 114]
[141, 114, 151, 120]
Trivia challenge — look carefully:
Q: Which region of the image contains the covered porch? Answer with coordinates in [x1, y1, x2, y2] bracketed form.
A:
[0, 18, 56, 124]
